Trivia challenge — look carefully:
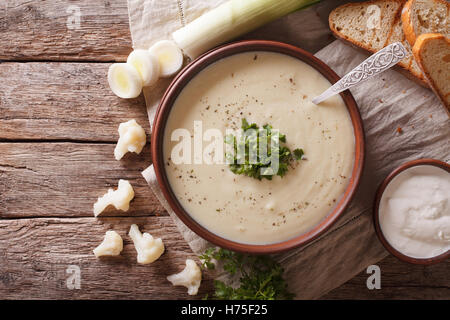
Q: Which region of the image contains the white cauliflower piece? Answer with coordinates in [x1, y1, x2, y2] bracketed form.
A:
[114, 119, 146, 160]
[129, 224, 164, 264]
[93, 179, 135, 217]
[167, 259, 202, 295]
[93, 230, 123, 257]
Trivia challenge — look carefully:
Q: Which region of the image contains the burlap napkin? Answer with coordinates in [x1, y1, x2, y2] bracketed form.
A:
[128, 0, 450, 299]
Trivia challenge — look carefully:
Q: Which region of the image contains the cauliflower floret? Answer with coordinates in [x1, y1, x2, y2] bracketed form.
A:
[167, 259, 202, 295]
[129, 224, 164, 264]
[114, 119, 146, 160]
[93, 179, 134, 217]
[93, 230, 123, 257]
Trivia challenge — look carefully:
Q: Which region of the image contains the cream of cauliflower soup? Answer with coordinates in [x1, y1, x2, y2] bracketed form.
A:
[163, 51, 355, 244]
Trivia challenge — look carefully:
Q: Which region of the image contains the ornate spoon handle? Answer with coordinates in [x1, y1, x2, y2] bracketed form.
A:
[312, 42, 408, 105]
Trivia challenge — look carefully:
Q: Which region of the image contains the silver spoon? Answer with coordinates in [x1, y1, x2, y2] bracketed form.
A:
[312, 42, 408, 105]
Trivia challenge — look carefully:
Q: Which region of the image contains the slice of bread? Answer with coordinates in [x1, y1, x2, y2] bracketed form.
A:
[385, 12, 413, 72]
[329, 0, 404, 52]
[329, 0, 428, 86]
[412, 33, 450, 112]
[387, 16, 427, 82]
[402, 0, 449, 46]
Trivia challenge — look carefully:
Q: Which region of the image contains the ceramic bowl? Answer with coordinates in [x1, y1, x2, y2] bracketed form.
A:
[151, 40, 365, 253]
[373, 158, 450, 264]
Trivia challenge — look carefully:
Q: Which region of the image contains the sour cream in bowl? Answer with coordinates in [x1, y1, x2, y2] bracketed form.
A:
[374, 159, 450, 264]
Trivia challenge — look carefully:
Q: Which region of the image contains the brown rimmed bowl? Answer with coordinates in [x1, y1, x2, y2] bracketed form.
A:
[151, 40, 365, 254]
[373, 159, 450, 264]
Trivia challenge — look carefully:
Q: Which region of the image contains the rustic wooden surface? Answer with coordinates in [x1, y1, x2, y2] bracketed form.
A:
[0, 1, 132, 61]
[0, 217, 214, 299]
[0, 143, 166, 218]
[0, 62, 149, 141]
[0, 0, 448, 300]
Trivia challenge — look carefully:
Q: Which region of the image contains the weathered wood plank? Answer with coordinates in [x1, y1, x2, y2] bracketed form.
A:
[0, 216, 213, 299]
[0, 143, 166, 218]
[0, 216, 448, 299]
[322, 255, 450, 300]
[0, 62, 150, 141]
[0, 0, 131, 61]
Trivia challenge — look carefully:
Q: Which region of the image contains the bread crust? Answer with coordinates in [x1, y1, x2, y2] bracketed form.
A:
[387, 6, 427, 83]
[401, 0, 416, 46]
[401, 0, 450, 46]
[329, 0, 428, 87]
[413, 33, 450, 113]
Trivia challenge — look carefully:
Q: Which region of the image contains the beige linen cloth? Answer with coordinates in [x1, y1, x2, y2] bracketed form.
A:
[128, 0, 450, 299]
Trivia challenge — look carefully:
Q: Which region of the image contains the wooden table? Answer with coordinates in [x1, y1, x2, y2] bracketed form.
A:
[0, 0, 448, 300]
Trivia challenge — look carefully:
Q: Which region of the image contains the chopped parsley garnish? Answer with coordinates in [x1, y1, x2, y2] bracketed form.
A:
[199, 247, 294, 300]
[225, 118, 304, 180]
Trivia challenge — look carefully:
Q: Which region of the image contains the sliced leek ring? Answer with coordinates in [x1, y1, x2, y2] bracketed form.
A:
[107, 63, 143, 99]
[126, 49, 160, 87]
[148, 40, 184, 77]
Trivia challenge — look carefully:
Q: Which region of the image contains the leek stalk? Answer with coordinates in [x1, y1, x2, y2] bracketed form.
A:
[172, 0, 320, 59]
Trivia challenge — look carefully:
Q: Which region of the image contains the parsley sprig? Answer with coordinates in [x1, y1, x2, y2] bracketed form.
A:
[225, 118, 304, 180]
[199, 248, 294, 300]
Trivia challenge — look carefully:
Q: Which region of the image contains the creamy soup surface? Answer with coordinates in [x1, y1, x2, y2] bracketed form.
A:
[163, 51, 355, 244]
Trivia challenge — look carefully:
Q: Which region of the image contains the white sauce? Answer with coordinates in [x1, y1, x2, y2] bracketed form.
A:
[163, 51, 355, 244]
[379, 165, 450, 259]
